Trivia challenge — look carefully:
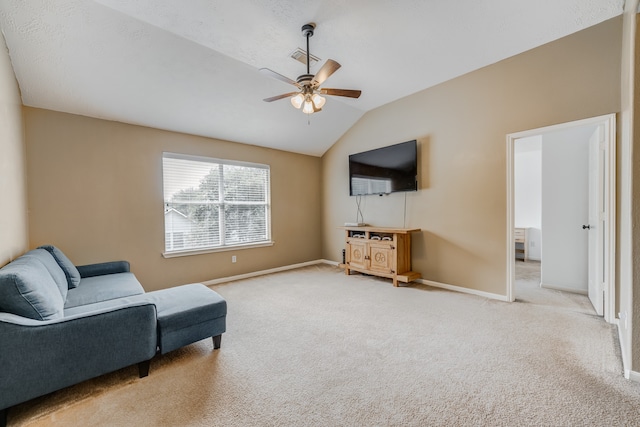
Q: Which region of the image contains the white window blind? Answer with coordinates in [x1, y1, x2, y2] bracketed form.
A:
[163, 153, 270, 254]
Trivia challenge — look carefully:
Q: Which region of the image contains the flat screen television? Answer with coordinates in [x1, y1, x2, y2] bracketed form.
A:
[349, 140, 417, 196]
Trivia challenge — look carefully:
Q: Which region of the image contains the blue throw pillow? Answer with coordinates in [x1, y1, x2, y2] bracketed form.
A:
[38, 245, 81, 289]
[22, 249, 68, 301]
[0, 255, 65, 320]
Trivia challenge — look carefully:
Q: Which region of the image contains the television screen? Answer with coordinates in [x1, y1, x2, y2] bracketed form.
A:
[349, 140, 417, 196]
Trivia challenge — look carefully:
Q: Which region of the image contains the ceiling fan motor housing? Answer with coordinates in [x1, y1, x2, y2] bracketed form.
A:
[296, 74, 314, 87]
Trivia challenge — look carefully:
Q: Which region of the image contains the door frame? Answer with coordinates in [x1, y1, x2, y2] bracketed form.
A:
[506, 113, 616, 323]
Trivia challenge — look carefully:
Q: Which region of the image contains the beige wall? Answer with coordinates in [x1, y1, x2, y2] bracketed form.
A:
[0, 30, 27, 265]
[322, 17, 622, 297]
[25, 108, 322, 291]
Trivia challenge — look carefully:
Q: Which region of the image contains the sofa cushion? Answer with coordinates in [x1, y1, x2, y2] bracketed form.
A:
[39, 245, 81, 289]
[64, 272, 145, 309]
[22, 249, 68, 301]
[62, 293, 150, 317]
[0, 255, 65, 320]
[145, 284, 227, 354]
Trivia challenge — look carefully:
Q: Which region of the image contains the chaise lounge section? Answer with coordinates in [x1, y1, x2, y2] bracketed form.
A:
[0, 245, 226, 427]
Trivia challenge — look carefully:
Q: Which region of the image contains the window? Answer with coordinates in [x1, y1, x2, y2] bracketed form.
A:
[163, 153, 271, 256]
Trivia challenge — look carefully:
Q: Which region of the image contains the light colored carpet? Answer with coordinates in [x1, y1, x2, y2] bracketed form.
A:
[515, 260, 595, 313]
[9, 263, 640, 426]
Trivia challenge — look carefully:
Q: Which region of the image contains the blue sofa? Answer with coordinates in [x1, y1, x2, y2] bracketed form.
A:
[0, 246, 227, 427]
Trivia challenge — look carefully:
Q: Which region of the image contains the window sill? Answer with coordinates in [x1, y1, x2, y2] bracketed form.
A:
[162, 241, 275, 259]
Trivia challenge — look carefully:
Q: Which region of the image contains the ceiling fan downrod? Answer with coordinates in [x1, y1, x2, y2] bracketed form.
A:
[302, 23, 315, 76]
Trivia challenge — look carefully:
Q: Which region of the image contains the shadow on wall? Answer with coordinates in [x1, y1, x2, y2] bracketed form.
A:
[417, 135, 431, 190]
[411, 230, 426, 260]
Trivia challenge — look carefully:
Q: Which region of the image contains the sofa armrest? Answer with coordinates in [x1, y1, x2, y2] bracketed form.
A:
[0, 301, 157, 410]
[77, 260, 130, 278]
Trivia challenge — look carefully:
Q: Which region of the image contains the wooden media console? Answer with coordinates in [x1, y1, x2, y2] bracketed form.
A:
[340, 226, 421, 287]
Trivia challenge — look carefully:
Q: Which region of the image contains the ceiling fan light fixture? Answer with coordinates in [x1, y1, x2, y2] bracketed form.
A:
[291, 93, 304, 109]
[312, 93, 326, 109]
[302, 98, 315, 114]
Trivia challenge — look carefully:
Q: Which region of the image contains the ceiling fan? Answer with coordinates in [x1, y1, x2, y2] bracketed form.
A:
[260, 23, 361, 114]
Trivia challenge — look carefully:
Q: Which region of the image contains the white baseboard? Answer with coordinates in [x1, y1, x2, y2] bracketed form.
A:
[540, 282, 588, 295]
[204, 259, 508, 303]
[203, 259, 326, 286]
[415, 278, 510, 302]
[626, 369, 640, 382]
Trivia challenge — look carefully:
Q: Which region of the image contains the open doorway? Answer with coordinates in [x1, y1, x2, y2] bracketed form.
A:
[506, 114, 616, 323]
[512, 135, 543, 304]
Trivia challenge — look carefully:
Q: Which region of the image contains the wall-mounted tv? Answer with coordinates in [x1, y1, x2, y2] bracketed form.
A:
[349, 140, 417, 196]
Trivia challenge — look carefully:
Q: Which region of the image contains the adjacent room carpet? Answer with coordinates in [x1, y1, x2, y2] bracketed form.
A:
[8, 263, 640, 426]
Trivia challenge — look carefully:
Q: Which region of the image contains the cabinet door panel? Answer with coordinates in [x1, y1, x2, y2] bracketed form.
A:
[347, 240, 368, 270]
[369, 243, 394, 273]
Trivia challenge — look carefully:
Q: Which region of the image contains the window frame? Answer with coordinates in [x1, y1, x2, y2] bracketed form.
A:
[162, 152, 273, 258]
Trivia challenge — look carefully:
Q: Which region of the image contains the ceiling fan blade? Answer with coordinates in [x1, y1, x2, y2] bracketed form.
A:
[311, 59, 341, 86]
[259, 68, 301, 88]
[263, 92, 299, 102]
[319, 88, 362, 98]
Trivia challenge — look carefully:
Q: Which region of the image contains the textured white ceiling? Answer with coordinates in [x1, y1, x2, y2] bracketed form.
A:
[0, 0, 624, 156]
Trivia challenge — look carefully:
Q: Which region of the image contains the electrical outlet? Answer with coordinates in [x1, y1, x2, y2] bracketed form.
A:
[530, 241, 535, 247]
[232, 255, 237, 263]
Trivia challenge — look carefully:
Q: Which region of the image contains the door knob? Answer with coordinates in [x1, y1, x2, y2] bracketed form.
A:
[582, 224, 591, 230]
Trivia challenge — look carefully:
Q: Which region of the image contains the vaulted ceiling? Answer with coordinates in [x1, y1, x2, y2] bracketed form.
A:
[0, 1, 624, 156]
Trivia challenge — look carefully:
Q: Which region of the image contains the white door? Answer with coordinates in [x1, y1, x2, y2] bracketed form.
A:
[587, 126, 604, 316]
[539, 128, 592, 292]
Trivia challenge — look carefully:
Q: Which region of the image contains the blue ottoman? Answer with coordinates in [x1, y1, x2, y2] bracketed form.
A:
[144, 284, 227, 355]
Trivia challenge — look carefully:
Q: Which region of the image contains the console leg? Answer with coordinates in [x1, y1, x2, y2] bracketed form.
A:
[1, 407, 7, 427]
[138, 360, 150, 378]
[212, 334, 222, 349]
